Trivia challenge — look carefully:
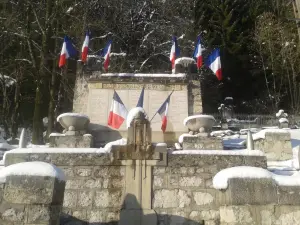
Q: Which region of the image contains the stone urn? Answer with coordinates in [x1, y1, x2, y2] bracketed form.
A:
[57, 113, 90, 135]
[183, 115, 216, 133]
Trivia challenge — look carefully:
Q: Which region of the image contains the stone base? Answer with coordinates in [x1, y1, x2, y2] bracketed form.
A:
[254, 131, 292, 160]
[182, 136, 223, 150]
[49, 134, 93, 148]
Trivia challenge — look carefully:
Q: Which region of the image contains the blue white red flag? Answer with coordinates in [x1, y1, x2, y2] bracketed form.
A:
[108, 91, 128, 129]
[193, 36, 203, 69]
[157, 92, 173, 132]
[169, 36, 180, 72]
[81, 31, 90, 63]
[99, 40, 112, 72]
[206, 48, 222, 81]
[59, 36, 77, 68]
[136, 86, 145, 108]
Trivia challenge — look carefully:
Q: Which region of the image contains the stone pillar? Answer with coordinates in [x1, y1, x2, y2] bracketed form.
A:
[0, 162, 66, 225]
[111, 109, 167, 225]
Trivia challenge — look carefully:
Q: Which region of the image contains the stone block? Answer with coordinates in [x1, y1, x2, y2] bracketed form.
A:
[193, 191, 215, 207]
[277, 186, 300, 205]
[274, 205, 300, 225]
[179, 176, 203, 187]
[63, 190, 78, 208]
[74, 167, 92, 177]
[0, 205, 25, 222]
[94, 189, 122, 208]
[220, 205, 255, 225]
[26, 205, 61, 224]
[49, 134, 93, 148]
[182, 136, 223, 150]
[77, 191, 93, 207]
[4, 175, 65, 205]
[224, 178, 277, 205]
[153, 189, 191, 209]
[254, 131, 292, 161]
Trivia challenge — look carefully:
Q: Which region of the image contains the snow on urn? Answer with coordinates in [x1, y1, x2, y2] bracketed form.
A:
[184, 115, 216, 134]
[57, 113, 90, 135]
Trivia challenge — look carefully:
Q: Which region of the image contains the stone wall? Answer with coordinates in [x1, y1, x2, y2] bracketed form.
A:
[73, 69, 203, 146]
[152, 154, 267, 225]
[254, 131, 292, 160]
[4, 150, 267, 225]
[218, 177, 300, 225]
[0, 163, 65, 225]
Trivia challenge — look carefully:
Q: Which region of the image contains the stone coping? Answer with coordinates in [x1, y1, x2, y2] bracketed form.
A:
[4, 149, 267, 168]
[88, 72, 191, 83]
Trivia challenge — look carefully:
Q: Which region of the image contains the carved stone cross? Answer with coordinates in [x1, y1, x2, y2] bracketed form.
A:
[111, 109, 167, 225]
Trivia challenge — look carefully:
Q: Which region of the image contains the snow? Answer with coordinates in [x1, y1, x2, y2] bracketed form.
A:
[126, 107, 148, 128]
[225, 97, 233, 100]
[213, 166, 272, 189]
[103, 138, 127, 152]
[252, 128, 289, 140]
[213, 166, 300, 190]
[154, 143, 167, 147]
[0, 162, 65, 183]
[175, 143, 182, 150]
[49, 133, 65, 137]
[0, 74, 16, 87]
[98, 73, 187, 78]
[279, 118, 289, 123]
[276, 109, 288, 118]
[172, 149, 264, 156]
[110, 52, 127, 57]
[183, 115, 215, 126]
[0, 143, 15, 150]
[57, 113, 90, 122]
[174, 57, 196, 66]
[3, 148, 108, 162]
[178, 133, 196, 144]
[239, 128, 259, 135]
[211, 130, 234, 137]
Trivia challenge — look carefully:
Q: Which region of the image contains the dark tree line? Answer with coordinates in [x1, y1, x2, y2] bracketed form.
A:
[0, 0, 299, 143]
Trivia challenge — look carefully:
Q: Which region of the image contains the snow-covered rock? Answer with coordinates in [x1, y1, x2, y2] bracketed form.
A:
[279, 118, 289, 123]
[213, 166, 272, 189]
[252, 128, 289, 141]
[213, 166, 300, 190]
[276, 109, 288, 118]
[0, 161, 65, 183]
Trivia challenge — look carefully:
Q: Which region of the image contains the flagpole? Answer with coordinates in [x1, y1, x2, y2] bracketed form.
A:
[150, 90, 174, 122]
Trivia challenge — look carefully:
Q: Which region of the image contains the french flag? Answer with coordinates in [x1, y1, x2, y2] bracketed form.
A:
[169, 36, 180, 72]
[100, 40, 112, 72]
[157, 92, 173, 132]
[59, 36, 77, 68]
[136, 86, 145, 108]
[193, 36, 203, 69]
[81, 32, 90, 63]
[108, 90, 128, 129]
[206, 48, 222, 81]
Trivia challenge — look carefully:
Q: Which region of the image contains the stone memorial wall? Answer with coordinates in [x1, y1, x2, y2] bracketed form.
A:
[73, 70, 202, 146]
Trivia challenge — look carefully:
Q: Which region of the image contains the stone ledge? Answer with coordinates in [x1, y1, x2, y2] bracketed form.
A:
[167, 154, 267, 169]
[219, 178, 300, 206]
[4, 152, 112, 167]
